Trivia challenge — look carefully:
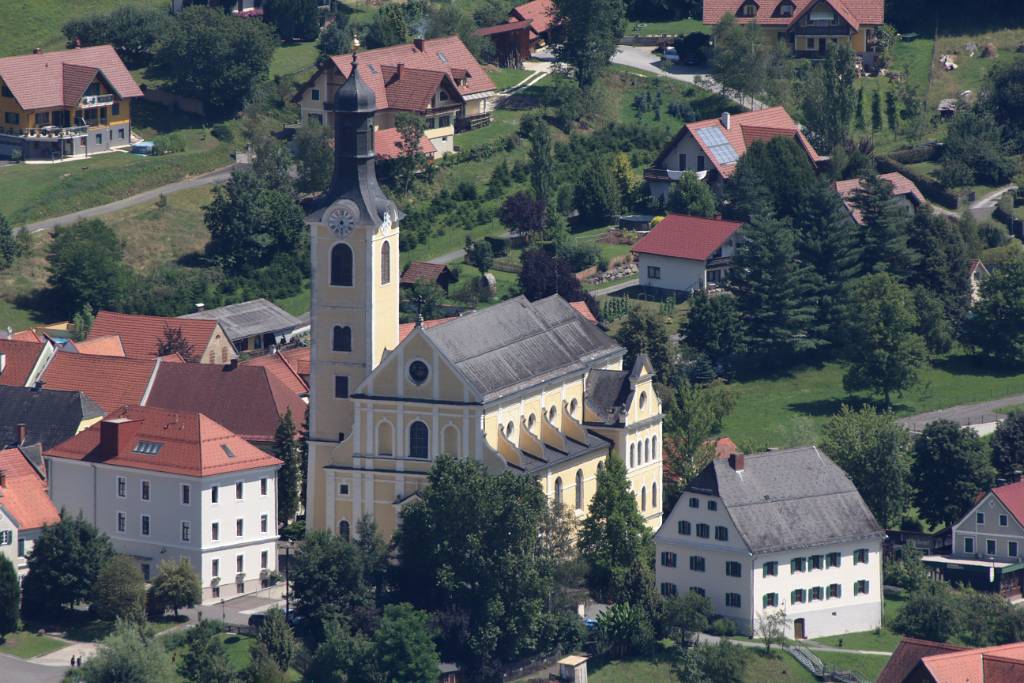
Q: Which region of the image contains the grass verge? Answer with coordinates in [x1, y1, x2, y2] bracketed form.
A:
[0, 631, 66, 658]
[814, 650, 890, 682]
[0, 0, 166, 58]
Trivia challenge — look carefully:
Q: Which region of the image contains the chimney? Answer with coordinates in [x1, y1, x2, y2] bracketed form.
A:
[16, 423, 26, 445]
[227, 358, 238, 370]
[32, 379, 44, 392]
[0, 352, 5, 376]
[729, 452, 744, 472]
[721, 111, 731, 130]
[32, 47, 41, 54]
[195, 302, 206, 312]
[99, 417, 140, 459]
[397, 63, 405, 78]
[0, 471, 6, 488]
[414, 38, 425, 52]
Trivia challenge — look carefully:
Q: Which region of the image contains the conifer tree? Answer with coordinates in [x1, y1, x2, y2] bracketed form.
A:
[0, 555, 18, 638]
[729, 214, 820, 361]
[871, 89, 883, 130]
[274, 409, 300, 524]
[852, 174, 917, 278]
[579, 455, 656, 609]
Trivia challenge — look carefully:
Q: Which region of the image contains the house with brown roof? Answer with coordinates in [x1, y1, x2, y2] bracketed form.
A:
[644, 107, 824, 201]
[45, 406, 281, 601]
[38, 352, 161, 414]
[0, 45, 143, 161]
[510, 0, 560, 47]
[242, 348, 310, 398]
[0, 337, 54, 387]
[88, 310, 237, 364]
[294, 36, 497, 156]
[475, 0, 561, 67]
[0, 446, 60, 575]
[834, 171, 925, 225]
[702, 0, 885, 60]
[400, 261, 457, 292]
[632, 214, 744, 292]
[878, 637, 1024, 683]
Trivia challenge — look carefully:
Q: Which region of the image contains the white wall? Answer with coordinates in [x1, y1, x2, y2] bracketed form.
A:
[954, 492, 1024, 563]
[638, 253, 706, 292]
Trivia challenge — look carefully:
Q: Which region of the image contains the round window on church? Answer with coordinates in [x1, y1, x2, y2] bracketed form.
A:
[409, 360, 429, 385]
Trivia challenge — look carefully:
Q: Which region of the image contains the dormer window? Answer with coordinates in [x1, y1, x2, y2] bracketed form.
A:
[738, 1, 758, 17]
[133, 441, 163, 455]
[777, 1, 794, 16]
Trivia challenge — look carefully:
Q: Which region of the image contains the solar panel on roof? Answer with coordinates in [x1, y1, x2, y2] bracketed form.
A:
[696, 126, 741, 166]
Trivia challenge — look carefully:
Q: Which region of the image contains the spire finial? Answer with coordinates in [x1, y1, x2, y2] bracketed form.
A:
[415, 294, 425, 327]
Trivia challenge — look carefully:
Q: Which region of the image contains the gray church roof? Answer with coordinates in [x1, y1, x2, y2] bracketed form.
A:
[686, 446, 884, 554]
[423, 295, 623, 402]
[585, 355, 649, 426]
[0, 385, 105, 450]
[182, 299, 303, 342]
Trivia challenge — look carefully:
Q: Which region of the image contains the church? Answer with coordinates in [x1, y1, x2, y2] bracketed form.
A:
[305, 55, 664, 540]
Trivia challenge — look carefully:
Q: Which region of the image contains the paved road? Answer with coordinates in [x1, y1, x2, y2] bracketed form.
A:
[696, 633, 890, 656]
[899, 394, 1024, 433]
[18, 163, 238, 234]
[590, 277, 640, 297]
[0, 653, 68, 683]
[611, 45, 768, 110]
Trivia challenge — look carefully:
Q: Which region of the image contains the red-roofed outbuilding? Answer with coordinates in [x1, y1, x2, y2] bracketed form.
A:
[0, 446, 60, 574]
[88, 311, 237, 364]
[632, 214, 743, 292]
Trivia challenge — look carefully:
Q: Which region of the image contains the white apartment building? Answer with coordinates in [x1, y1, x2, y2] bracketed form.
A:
[44, 406, 281, 604]
[656, 447, 884, 640]
[0, 445, 60, 576]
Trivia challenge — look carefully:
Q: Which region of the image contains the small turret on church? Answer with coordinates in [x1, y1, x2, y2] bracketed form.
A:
[306, 54, 400, 450]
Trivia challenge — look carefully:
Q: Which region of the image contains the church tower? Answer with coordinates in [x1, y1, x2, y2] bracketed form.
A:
[307, 55, 399, 446]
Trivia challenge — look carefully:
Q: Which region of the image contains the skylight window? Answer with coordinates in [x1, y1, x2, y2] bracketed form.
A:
[133, 441, 163, 455]
[221, 444, 236, 459]
[367, 64, 378, 75]
[437, 52, 448, 64]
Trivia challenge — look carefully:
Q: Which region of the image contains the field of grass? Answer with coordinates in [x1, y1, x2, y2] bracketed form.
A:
[929, 29, 1024, 110]
[857, 37, 935, 154]
[487, 67, 532, 91]
[0, 0, 166, 58]
[0, 631, 67, 658]
[719, 352, 1024, 452]
[625, 18, 706, 36]
[271, 41, 321, 80]
[815, 651, 890, 682]
[168, 633, 301, 682]
[589, 648, 817, 683]
[814, 627, 902, 653]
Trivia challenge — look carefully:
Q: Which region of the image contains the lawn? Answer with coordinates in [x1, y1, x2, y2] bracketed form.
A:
[271, 41, 321, 80]
[625, 18, 706, 36]
[589, 649, 817, 683]
[856, 37, 935, 154]
[0, 0, 166, 58]
[487, 67, 532, 91]
[815, 651, 891, 682]
[928, 29, 1024, 111]
[274, 280, 312, 317]
[813, 627, 902, 653]
[719, 352, 1024, 452]
[168, 633, 301, 682]
[0, 631, 66, 658]
[0, 102, 235, 226]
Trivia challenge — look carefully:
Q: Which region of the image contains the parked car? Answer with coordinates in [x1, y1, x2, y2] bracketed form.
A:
[247, 613, 267, 628]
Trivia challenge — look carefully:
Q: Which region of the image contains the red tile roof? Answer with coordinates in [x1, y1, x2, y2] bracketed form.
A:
[374, 128, 437, 160]
[834, 172, 926, 225]
[145, 362, 306, 443]
[39, 352, 159, 413]
[400, 261, 450, 286]
[398, 317, 458, 343]
[989, 480, 1024, 529]
[921, 642, 1024, 683]
[511, 0, 557, 35]
[655, 107, 822, 179]
[72, 335, 125, 358]
[279, 347, 310, 378]
[702, 0, 883, 28]
[475, 20, 534, 37]
[45, 406, 281, 478]
[381, 64, 448, 111]
[89, 311, 222, 360]
[0, 45, 143, 111]
[319, 36, 495, 110]
[631, 214, 743, 261]
[0, 447, 59, 531]
[242, 351, 309, 396]
[878, 637, 968, 683]
[10, 330, 42, 343]
[713, 437, 740, 459]
[0, 339, 46, 387]
[570, 301, 598, 324]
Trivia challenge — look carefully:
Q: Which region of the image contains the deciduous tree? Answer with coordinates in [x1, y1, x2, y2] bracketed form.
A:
[148, 558, 201, 618]
[672, 641, 749, 683]
[290, 531, 373, 635]
[372, 604, 441, 682]
[46, 219, 128, 316]
[821, 405, 913, 528]
[554, 0, 627, 89]
[991, 411, 1024, 480]
[0, 212, 22, 270]
[500, 191, 547, 241]
[76, 620, 176, 683]
[366, 4, 409, 48]
[680, 291, 744, 371]
[891, 581, 960, 642]
[21, 513, 113, 617]
[0, 555, 18, 638]
[92, 555, 146, 623]
[254, 607, 296, 671]
[912, 420, 996, 529]
[801, 43, 857, 152]
[965, 262, 1024, 365]
[837, 273, 928, 405]
[295, 122, 333, 194]
[940, 109, 1018, 187]
[263, 0, 320, 41]
[180, 619, 233, 683]
[666, 172, 717, 217]
[274, 409, 300, 524]
[157, 326, 196, 362]
[614, 308, 676, 383]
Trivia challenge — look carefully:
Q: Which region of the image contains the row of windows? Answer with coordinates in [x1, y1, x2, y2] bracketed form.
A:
[628, 435, 659, 469]
[211, 551, 270, 578]
[117, 479, 268, 503]
[660, 581, 870, 606]
[672, 554, 743, 577]
[963, 536, 1019, 557]
[687, 496, 718, 511]
[677, 520, 729, 541]
[330, 242, 391, 288]
[975, 512, 1011, 526]
[639, 483, 658, 513]
[115, 513, 271, 540]
[500, 400, 580, 440]
[553, 470, 587, 511]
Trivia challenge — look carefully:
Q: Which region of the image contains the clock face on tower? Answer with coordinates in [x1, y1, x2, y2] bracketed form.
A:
[326, 200, 360, 237]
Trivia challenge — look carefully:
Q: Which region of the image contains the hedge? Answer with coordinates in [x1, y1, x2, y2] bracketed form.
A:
[890, 143, 942, 165]
[876, 156, 960, 210]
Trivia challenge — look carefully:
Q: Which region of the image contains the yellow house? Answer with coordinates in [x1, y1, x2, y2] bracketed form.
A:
[0, 45, 142, 161]
[305, 58, 663, 541]
[293, 36, 496, 157]
[703, 0, 885, 59]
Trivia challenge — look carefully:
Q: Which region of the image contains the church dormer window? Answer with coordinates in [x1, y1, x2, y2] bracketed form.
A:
[409, 421, 429, 458]
[380, 241, 391, 285]
[330, 243, 353, 287]
[333, 326, 352, 352]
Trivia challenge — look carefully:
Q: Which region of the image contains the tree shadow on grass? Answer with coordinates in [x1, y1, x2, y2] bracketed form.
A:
[932, 353, 1023, 379]
[786, 395, 909, 419]
[12, 288, 65, 327]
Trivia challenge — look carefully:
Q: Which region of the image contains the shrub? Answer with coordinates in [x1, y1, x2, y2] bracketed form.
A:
[707, 617, 736, 636]
[210, 123, 234, 143]
[891, 143, 942, 164]
[151, 132, 186, 155]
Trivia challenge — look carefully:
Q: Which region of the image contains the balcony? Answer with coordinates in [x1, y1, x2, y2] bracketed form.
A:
[2, 125, 88, 140]
[79, 94, 115, 109]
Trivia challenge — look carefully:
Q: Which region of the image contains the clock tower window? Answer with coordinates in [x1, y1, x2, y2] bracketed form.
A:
[380, 241, 391, 285]
[330, 243, 353, 286]
[332, 325, 352, 352]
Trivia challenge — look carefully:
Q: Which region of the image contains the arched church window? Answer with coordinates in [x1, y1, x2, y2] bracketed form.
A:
[652, 482, 658, 509]
[641, 486, 647, 511]
[554, 477, 563, 506]
[338, 520, 350, 541]
[409, 421, 429, 459]
[380, 241, 391, 285]
[333, 325, 352, 352]
[575, 469, 584, 510]
[331, 243, 353, 286]
[629, 443, 635, 468]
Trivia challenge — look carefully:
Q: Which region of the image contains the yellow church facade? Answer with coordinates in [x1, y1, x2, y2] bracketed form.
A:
[305, 54, 663, 542]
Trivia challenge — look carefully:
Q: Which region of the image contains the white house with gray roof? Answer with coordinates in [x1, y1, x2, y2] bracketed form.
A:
[655, 447, 884, 639]
[182, 298, 306, 355]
